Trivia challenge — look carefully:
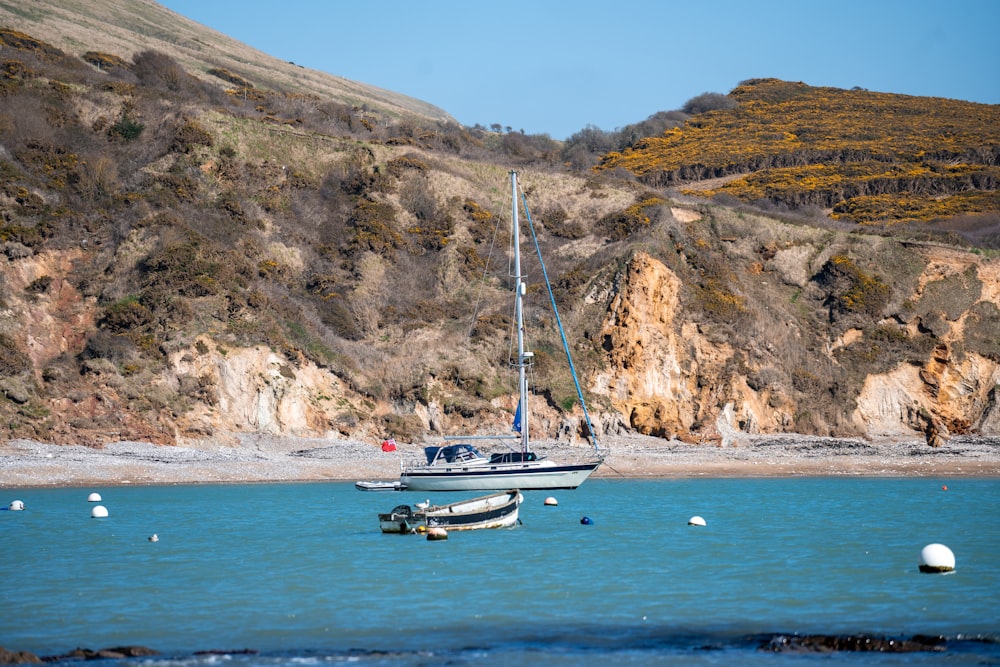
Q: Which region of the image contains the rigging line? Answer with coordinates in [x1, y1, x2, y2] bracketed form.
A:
[602, 460, 627, 478]
[518, 185, 603, 454]
[465, 193, 506, 341]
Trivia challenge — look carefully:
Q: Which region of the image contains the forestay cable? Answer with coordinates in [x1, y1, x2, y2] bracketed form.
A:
[518, 185, 603, 454]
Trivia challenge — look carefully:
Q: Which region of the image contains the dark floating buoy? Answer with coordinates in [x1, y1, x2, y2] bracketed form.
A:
[580, 516, 594, 525]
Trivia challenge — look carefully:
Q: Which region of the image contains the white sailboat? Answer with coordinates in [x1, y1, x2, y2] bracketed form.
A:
[400, 171, 605, 492]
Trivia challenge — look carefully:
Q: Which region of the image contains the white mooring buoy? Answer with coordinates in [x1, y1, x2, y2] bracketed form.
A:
[9, 500, 25, 511]
[918, 543, 955, 573]
[688, 516, 706, 526]
[91, 505, 109, 518]
[87, 492, 102, 502]
[148, 534, 159, 542]
[544, 497, 558, 506]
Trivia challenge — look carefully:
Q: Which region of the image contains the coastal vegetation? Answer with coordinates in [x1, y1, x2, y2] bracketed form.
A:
[596, 78, 999, 227]
[0, 11, 997, 447]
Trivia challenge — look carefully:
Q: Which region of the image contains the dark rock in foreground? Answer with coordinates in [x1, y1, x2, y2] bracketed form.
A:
[760, 633, 947, 653]
[0, 647, 42, 664]
[43, 646, 159, 661]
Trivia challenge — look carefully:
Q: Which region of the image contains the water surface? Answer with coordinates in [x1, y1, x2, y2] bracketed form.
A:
[2, 478, 997, 664]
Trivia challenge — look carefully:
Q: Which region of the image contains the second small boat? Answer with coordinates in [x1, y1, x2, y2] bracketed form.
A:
[378, 489, 522, 533]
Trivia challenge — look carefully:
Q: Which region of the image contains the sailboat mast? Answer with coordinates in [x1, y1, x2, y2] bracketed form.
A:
[511, 170, 529, 454]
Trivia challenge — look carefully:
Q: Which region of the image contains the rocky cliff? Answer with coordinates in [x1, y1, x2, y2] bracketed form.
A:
[4, 213, 997, 449]
[593, 244, 1000, 445]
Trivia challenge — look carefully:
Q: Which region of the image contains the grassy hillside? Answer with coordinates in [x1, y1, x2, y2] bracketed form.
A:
[0, 0, 453, 125]
[598, 79, 1000, 227]
[0, 24, 616, 443]
[0, 18, 996, 446]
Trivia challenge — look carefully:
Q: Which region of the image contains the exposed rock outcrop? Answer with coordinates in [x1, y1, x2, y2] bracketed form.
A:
[1, 206, 997, 449]
[592, 252, 698, 438]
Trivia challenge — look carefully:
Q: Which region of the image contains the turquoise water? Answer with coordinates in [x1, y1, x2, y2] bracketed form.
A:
[1, 478, 998, 665]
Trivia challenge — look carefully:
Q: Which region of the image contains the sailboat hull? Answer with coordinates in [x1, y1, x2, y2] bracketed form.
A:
[400, 460, 602, 492]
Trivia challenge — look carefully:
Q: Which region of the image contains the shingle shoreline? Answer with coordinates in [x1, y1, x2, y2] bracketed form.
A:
[1, 434, 998, 488]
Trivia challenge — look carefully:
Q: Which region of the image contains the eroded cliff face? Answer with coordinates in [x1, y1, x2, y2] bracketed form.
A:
[592, 252, 689, 435]
[591, 248, 1000, 443]
[2, 241, 997, 447]
[167, 339, 348, 441]
[592, 251, 786, 442]
[854, 249, 1000, 438]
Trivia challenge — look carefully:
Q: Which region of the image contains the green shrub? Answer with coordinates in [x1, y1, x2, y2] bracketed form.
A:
[171, 119, 214, 153]
[81, 330, 138, 364]
[101, 297, 154, 333]
[817, 255, 889, 318]
[682, 91, 737, 115]
[541, 206, 586, 239]
[349, 198, 400, 257]
[25, 275, 52, 295]
[386, 154, 428, 177]
[596, 196, 665, 241]
[108, 112, 144, 141]
[82, 51, 130, 71]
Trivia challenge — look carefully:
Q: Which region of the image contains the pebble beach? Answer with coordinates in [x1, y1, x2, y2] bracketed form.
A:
[2, 434, 998, 488]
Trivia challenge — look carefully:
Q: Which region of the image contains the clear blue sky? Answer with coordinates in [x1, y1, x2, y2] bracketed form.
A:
[158, 0, 1000, 140]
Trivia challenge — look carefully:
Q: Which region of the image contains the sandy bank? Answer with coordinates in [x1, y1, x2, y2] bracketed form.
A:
[1, 434, 998, 488]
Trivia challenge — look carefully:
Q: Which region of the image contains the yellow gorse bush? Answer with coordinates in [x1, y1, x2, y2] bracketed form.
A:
[597, 79, 999, 224]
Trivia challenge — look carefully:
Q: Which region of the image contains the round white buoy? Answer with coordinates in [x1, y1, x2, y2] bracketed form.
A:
[91, 505, 109, 518]
[426, 527, 448, 541]
[87, 492, 102, 502]
[9, 500, 25, 511]
[919, 543, 955, 573]
[544, 497, 558, 506]
[148, 534, 159, 542]
[688, 516, 707, 526]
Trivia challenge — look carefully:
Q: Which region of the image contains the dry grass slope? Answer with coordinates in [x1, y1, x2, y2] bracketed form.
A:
[0, 0, 453, 125]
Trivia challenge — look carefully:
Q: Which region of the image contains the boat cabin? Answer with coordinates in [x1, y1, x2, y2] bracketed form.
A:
[424, 444, 486, 464]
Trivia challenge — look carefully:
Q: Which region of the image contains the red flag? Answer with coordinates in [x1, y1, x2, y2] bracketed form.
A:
[381, 438, 397, 452]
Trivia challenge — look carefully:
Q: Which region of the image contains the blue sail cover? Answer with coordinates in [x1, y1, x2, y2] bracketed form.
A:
[513, 403, 522, 433]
